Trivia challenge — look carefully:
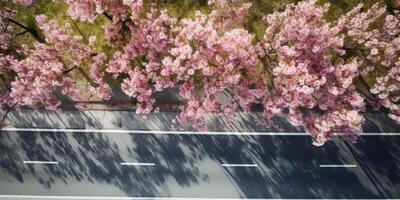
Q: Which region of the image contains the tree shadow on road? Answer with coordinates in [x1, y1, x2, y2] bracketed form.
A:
[1, 110, 399, 198]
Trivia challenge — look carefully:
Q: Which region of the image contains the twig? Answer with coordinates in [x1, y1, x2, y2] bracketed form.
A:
[76, 67, 97, 87]
[16, 30, 29, 36]
[70, 19, 88, 44]
[7, 18, 45, 43]
[63, 66, 77, 74]
[103, 12, 112, 21]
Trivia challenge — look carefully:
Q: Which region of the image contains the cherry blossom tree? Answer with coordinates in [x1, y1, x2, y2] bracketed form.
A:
[104, 1, 261, 130]
[1, 0, 400, 145]
[60, 0, 400, 144]
[367, 12, 400, 124]
[335, 3, 400, 125]
[64, 0, 260, 130]
[10, 14, 112, 110]
[257, 0, 372, 145]
[1, 1, 111, 112]
[0, 8, 17, 112]
[161, 10, 260, 130]
[107, 8, 177, 115]
[0, 2, 30, 127]
[63, 0, 143, 46]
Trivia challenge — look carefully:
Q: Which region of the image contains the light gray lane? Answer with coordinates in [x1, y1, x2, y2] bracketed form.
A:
[0, 131, 399, 199]
[4, 110, 400, 133]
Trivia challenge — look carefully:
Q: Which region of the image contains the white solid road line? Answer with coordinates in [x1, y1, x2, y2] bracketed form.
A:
[23, 160, 58, 165]
[120, 162, 156, 166]
[1, 128, 308, 135]
[0, 195, 394, 200]
[319, 164, 357, 168]
[2, 127, 400, 136]
[221, 163, 259, 168]
[0, 195, 279, 199]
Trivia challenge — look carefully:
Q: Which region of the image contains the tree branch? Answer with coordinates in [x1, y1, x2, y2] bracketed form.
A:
[103, 12, 112, 21]
[7, 18, 45, 43]
[0, 103, 15, 129]
[259, 55, 276, 90]
[385, 0, 398, 15]
[63, 66, 77, 74]
[70, 19, 88, 44]
[16, 30, 29, 36]
[76, 67, 97, 87]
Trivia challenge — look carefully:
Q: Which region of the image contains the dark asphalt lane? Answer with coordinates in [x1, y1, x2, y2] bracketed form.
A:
[0, 131, 399, 199]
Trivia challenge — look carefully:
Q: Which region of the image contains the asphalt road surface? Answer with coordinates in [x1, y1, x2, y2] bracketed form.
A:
[0, 130, 399, 199]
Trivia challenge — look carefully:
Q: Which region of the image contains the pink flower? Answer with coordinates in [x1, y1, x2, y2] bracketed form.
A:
[260, 0, 370, 145]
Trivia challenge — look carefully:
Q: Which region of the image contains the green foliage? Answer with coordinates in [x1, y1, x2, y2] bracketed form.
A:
[150, 0, 210, 19]
[323, 0, 387, 20]
[2, 0, 397, 51]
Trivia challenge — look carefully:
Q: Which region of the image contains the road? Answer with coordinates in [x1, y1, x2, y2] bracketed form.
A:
[0, 130, 399, 199]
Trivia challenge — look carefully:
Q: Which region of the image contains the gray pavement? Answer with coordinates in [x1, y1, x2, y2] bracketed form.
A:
[0, 110, 399, 199]
[3, 109, 400, 133]
[0, 131, 399, 199]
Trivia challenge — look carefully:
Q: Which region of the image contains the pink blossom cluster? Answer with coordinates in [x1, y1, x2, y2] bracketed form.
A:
[208, 0, 252, 31]
[106, 9, 176, 114]
[104, 5, 259, 130]
[63, 0, 143, 46]
[35, 15, 92, 66]
[37, 15, 111, 101]
[334, 3, 386, 76]
[371, 63, 400, 123]
[0, 8, 17, 111]
[306, 109, 364, 146]
[0, 8, 16, 51]
[261, 0, 367, 145]
[0, 54, 16, 74]
[341, 3, 386, 45]
[0, 27, 11, 52]
[0, 54, 17, 111]
[63, 0, 130, 23]
[335, 4, 400, 125]
[4, 0, 33, 6]
[8, 43, 65, 110]
[62, 0, 398, 144]
[89, 52, 111, 101]
[3, 0, 400, 145]
[367, 12, 400, 124]
[169, 12, 259, 130]
[1, 14, 111, 110]
[44, 15, 112, 104]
